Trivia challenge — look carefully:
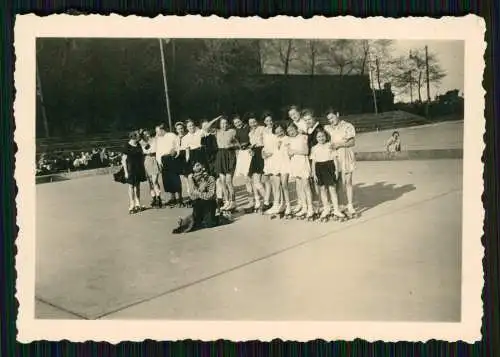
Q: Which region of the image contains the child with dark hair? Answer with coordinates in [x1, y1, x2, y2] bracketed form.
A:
[386, 131, 402, 154]
[310, 130, 345, 221]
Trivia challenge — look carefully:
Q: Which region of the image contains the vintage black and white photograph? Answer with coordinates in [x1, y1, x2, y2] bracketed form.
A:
[15, 15, 484, 342]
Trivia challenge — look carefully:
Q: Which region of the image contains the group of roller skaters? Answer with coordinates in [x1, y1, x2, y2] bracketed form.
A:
[118, 105, 358, 227]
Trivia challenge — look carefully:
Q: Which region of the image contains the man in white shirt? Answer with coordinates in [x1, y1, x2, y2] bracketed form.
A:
[155, 124, 182, 206]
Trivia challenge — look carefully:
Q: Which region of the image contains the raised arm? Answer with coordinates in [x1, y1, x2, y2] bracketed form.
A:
[204, 116, 222, 132]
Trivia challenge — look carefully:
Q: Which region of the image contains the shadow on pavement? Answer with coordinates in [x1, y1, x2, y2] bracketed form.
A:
[354, 181, 416, 214]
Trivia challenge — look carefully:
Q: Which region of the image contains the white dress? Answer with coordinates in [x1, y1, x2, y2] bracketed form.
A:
[262, 128, 276, 175]
[324, 121, 356, 173]
[272, 135, 291, 176]
[288, 134, 311, 179]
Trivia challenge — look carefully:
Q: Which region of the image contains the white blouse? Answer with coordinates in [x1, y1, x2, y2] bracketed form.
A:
[310, 143, 335, 162]
[181, 130, 203, 150]
[324, 121, 356, 145]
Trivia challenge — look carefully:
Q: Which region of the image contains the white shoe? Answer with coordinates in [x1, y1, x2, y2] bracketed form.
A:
[221, 201, 230, 210]
[265, 204, 280, 215]
[346, 205, 356, 215]
[320, 208, 330, 219]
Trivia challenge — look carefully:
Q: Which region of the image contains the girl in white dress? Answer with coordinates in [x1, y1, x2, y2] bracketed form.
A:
[271, 122, 292, 216]
[261, 113, 281, 214]
[286, 123, 314, 220]
[324, 110, 357, 217]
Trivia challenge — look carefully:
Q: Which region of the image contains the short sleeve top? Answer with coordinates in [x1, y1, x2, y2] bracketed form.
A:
[310, 143, 335, 162]
[182, 130, 203, 150]
[324, 120, 356, 145]
[216, 128, 237, 149]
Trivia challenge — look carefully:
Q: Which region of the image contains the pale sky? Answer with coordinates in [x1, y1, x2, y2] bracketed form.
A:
[391, 40, 464, 102]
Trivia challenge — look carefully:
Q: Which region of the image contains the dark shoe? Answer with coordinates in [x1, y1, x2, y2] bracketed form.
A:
[165, 198, 177, 207]
[172, 218, 184, 234]
[150, 197, 157, 208]
[156, 196, 163, 208]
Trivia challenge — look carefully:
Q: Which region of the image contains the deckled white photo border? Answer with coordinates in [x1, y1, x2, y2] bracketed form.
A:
[14, 14, 485, 343]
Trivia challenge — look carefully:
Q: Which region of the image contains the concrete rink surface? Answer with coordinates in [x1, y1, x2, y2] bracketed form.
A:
[35, 159, 463, 321]
[355, 120, 463, 152]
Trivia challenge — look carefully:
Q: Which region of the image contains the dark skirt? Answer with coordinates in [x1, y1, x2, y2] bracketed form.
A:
[315, 160, 337, 186]
[214, 148, 236, 176]
[176, 150, 189, 176]
[125, 162, 147, 185]
[248, 146, 264, 175]
[161, 155, 182, 193]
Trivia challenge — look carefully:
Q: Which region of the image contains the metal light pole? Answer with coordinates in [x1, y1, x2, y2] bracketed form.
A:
[367, 50, 378, 114]
[425, 45, 431, 118]
[36, 58, 50, 138]
[159, 38, 173, 131]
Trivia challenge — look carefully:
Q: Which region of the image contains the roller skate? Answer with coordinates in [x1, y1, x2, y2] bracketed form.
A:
[254, 201, 264, 214]
[318, 207, 331, 223]
[283, 205, 293, 219]
[156, 196, 163, 208]
[330, 208, 346, 222]
[294, 207, 307, 220]
[165, 198, 177, 209]
[221, 201, 236, 219]
[134, 204, 147, 213]
[128, 204, 137, 215]
[223, 201, 237, 213]
[150, 196, 158, 208]
[266, 203, 285, 220]
[343, 205, 359, 220]
[306, 208, 316, 222]
[262, 202, 272, 213]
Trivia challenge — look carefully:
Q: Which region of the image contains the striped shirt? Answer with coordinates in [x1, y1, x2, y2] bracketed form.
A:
[191, 171, 216, 200]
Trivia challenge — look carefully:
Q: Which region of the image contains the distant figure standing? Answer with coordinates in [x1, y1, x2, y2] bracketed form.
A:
[386, 131, 402, 155]
[121, 131, 147, 214]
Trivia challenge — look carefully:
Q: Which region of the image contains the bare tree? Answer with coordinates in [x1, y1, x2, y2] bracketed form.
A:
[294, 39, 327, 75]
[366, 40, 394, 90]
[390, 47, 446, 103]
[318, 39, 359, 75]
[259, 39, 298, 75]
